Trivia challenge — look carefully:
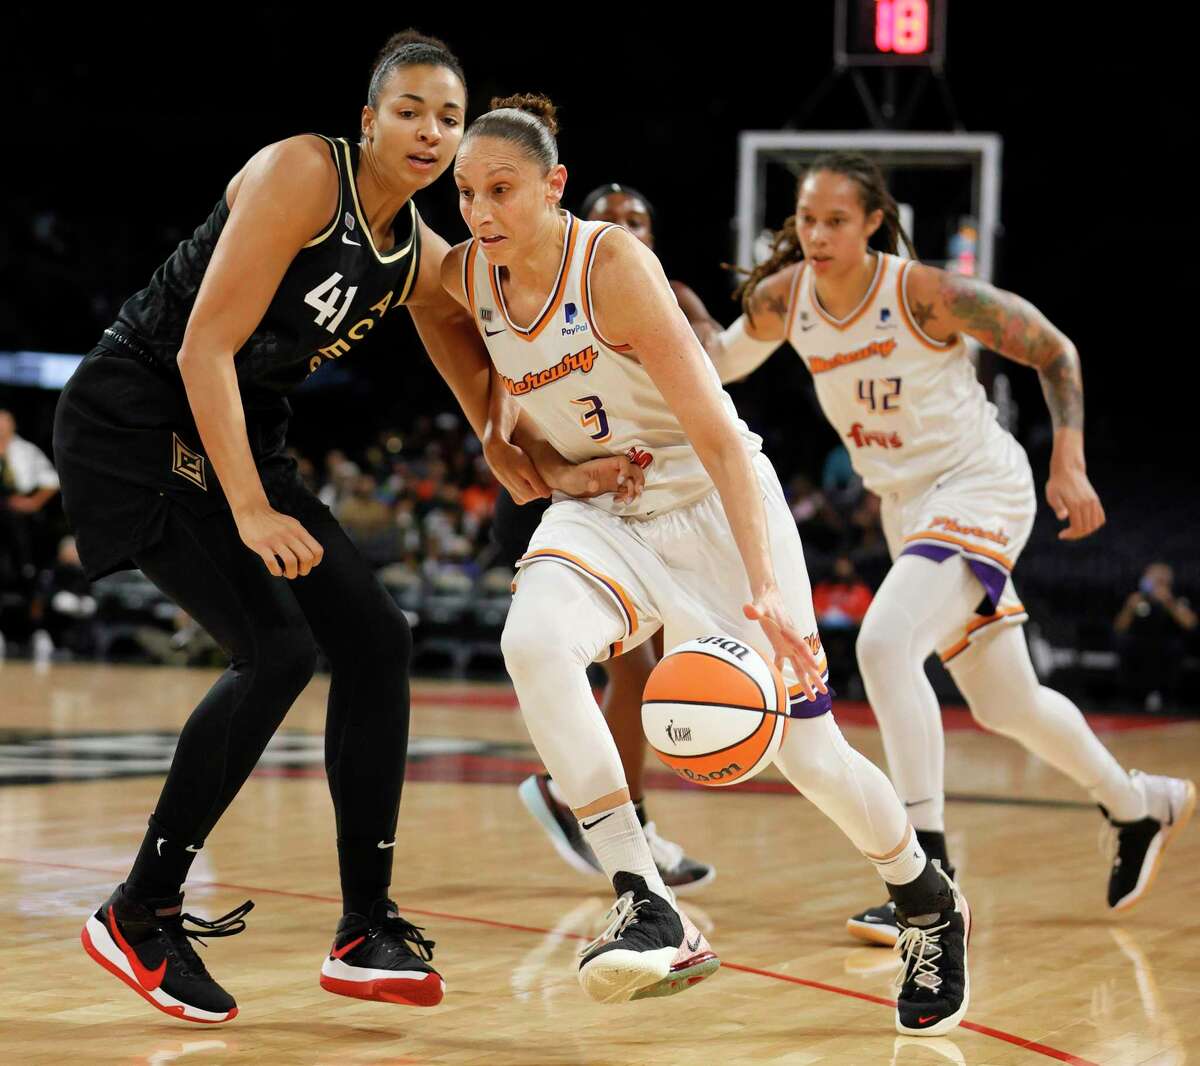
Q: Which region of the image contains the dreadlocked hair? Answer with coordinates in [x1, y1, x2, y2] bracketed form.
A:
[367, 30, 466, 107]
[733, 151, 916, 319]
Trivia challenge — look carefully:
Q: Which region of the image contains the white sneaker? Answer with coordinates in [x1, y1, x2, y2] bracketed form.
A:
[1103, 771, 1196, 910]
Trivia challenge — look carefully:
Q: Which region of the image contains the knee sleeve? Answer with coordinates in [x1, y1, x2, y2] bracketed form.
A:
[951, 626, 1040, 733]
[949, 625, 1136, 804]
[773, 713, 908, 856]
[501, 563, 630, 809]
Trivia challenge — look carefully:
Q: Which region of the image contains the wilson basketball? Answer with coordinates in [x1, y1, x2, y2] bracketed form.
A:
[641, 635, 788, 788]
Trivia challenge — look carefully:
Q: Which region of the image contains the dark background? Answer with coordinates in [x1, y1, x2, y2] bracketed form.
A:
[2, 6, 1196, 494]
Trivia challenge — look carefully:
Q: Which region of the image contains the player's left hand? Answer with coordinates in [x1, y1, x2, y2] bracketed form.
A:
[1045, 464, 1106, 541]
[743, 587, 828, 703]
[549, 456, 645, 504]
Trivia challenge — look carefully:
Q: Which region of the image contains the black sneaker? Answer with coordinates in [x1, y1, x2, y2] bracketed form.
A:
[577, 872, 718, 1003]
[81, 884, 252, 1023]
[893, 869, 970, 1037]
[847, 900, 900, 947]
[320, 899, 444, 1006]
[518, 773, 603, 877]
[1103, 771, 1196, 910]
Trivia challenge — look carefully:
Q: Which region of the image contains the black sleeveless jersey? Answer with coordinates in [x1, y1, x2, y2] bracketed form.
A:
[100, 135, 421, 398]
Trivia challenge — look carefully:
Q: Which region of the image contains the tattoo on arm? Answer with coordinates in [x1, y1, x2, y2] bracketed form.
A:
[749, 286, 788, 324]
[1037, 351, 1085, 432]
[911, 300, 936, 331]
[938, 274, 1084, 431]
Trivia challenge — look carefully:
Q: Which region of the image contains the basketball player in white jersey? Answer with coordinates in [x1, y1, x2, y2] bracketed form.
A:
[705, 152, 1195, 946]
[443, 97, 970, 1036]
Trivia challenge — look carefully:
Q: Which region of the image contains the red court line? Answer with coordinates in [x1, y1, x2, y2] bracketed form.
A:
[1, 855, 1098, 1065]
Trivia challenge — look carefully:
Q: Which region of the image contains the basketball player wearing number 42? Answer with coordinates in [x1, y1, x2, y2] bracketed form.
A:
[708, 152, 1196, 946]
[445, 98, 969, 1036]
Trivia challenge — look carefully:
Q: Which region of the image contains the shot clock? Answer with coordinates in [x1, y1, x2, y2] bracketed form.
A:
[836, 0, 947, 67]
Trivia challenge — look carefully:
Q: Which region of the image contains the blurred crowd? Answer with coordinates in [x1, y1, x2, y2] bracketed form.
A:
[1, 405, 1196, 713]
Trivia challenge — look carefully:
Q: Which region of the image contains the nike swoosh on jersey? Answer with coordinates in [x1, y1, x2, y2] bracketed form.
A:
[484, 327, 507, 337]
[377, 840, 396, 849]
[107, 906, 167, 991]
[342, 233, 361, 246]
[330, 935, 366, 960]
[184, 844, 202, 853]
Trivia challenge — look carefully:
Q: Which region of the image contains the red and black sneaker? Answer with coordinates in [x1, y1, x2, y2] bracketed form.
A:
[81, 884, 252, 1024]
[319, 899, 444, 1006]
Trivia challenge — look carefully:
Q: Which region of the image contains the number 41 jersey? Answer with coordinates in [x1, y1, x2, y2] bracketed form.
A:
[101, 135, 420, 398]
[464, 213, 761, 517]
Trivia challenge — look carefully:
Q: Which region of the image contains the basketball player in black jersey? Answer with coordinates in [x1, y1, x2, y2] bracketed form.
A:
[56, 32, 636, 1024]
[509, 185, 722, 892]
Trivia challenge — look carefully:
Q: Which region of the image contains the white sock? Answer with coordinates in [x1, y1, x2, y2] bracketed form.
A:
[579, 801, 670, 901]
[1092, 770, 1148, 823]
[871, 828, 929, 887]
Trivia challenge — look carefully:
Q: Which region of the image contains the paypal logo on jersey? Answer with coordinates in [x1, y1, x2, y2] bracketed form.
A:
[561, 301, 590, 337]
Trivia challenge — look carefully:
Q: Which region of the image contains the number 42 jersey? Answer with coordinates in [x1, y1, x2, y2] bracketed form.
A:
[464, 213, 761, 517]
[786, 253, 1012, 499]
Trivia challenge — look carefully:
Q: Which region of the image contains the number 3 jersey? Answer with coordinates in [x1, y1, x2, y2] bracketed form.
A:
[786, 253, 1014, 499]
[464, 213, 761, 517]
[100, 135, 420, 398]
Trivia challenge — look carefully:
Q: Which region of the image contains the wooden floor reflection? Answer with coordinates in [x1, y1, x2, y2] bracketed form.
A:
[1, 662, 1197, 1065]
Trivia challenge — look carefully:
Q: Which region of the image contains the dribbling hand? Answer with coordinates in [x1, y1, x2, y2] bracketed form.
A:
[743, 588, 828, 703]
[234, 504, 324, 579]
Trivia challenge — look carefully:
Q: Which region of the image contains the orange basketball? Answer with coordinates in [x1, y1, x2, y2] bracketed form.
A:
[641, 635, 788, 788]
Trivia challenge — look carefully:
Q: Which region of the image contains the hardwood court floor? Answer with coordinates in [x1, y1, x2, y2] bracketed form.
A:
[1, 662, 1198, 1065]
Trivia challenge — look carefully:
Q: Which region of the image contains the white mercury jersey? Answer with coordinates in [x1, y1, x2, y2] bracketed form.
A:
[464, 213, 761, 516]
[786, 253, 1012, 497]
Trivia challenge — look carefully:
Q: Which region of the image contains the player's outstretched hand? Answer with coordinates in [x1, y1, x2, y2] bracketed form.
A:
[234, 504, 324, 579]
[551, 456, 646, 504]
[484, 436, 552, 505]
[1046, 464, 1106, 541]
[743, 588, 828, 703]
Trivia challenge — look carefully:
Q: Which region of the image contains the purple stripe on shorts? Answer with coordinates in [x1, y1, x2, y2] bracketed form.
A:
[900, 542, 1008, 614]
[789, 688, 834, 718]
[900, 542, 958, 564]
[966, 558, 1008, 615]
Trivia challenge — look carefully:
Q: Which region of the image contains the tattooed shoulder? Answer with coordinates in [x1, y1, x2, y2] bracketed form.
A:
[749, 284, 789, 322]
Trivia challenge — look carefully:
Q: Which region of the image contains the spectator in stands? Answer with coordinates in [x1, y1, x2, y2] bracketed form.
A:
[0, 408, 61, 594]
[31, 535, 97, 657]
[1114, 562, 1197, 712]
[813, 554, 874, 630]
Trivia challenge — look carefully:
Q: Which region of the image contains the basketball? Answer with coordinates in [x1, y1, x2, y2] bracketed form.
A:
[641, 635, 788, 788]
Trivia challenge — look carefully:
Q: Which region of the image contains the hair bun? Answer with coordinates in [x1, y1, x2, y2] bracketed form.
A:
[489, 92, 559, 136]
[374, 29, 455, 67]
